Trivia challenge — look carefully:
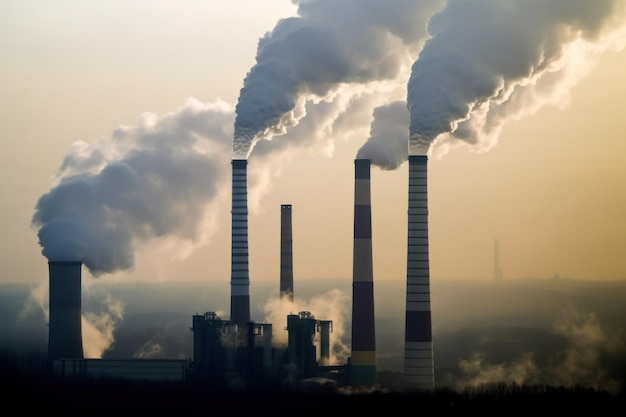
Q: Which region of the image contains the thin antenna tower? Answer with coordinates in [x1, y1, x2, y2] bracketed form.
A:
[494, 239, 503, 281]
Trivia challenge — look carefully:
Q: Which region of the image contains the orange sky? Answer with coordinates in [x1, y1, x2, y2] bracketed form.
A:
[1, 1, 625, 287]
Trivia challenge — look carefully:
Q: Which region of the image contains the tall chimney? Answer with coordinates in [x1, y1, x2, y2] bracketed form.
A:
[350, 158, 377, 386]
[280, 204, 294, 301]
[494, 239, 503, 281]
[231, 159, 251, 331]
[403, 154, 434, 389]
[47, 261, 84, 366]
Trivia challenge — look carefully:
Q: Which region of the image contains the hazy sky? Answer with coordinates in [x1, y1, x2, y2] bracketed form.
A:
[2, 0, 626, 289]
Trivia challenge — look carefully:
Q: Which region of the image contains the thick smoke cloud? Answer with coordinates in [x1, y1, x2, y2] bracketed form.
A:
[356, 100, 409, 170]
[31, 0, 626, 277]
[407, 0, 626, 155]
[31, 98, 233, 276]
[233, 0, 443, 158]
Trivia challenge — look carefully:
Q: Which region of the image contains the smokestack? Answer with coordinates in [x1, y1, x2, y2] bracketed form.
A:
[280, 204, 294, 301]
[47, 261, 84, 366]
[350, 158, 377, 386]
[404, 155, 434, 390]
[319, 319, 332, 367]
[230, 159, 251, 331]
[494, 239, 503, 281]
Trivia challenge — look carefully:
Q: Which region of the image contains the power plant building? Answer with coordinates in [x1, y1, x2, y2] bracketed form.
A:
[43, 155, 438, 391]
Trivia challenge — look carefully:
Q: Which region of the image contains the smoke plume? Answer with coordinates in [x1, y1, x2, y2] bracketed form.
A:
[82, 291, 124, 358]
[455, 305, 624, 394]
[233, 0, 442, 159]
[32, 1, 626, 278]
[262, 288, 351, 366]
[407, 0, 626, 155]
[356, 100, 409, 170]
[31, 98, 234, 276]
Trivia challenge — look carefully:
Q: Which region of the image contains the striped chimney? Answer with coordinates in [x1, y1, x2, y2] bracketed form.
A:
[404, 154, 435, 389]
[350, 158, 377, 386]
[47, 261, 84, 365]
[230, 159, 251, 331]
[280, 204, 294, 301]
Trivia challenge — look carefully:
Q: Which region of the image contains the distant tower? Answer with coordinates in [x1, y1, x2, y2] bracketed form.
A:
[47, 261, 84, 366]
[351, 158, 377, 386]
[403, 154, 434, 390]
[280, 204, 294, 301]
[494, 239, 503, 281]
[231, 159, 251, 331]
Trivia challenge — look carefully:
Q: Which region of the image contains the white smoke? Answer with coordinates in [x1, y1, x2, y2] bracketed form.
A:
[246, 86, 383, 214]
[31, 1, 626, 278]
[407, 0, 626, 156]
[455, 305, 624, 394]
[82, 291, 124, 358]
[133, 340, 164, 359]
[233, 0, 443, 158]
[31, 98, 234, 276]
[356, 100, 409, 170]
[17, 278, 124, 359]
[262, 288, 351, 366]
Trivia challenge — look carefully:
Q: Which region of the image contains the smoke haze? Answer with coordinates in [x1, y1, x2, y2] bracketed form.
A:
[407, 0, 626, 155]
[20, 1, 626, 383]
[31, 99, 233, 276]
[356, 100, 409, 170]
[30, 0, 626, 279]
[233, 0, 443, 158]
[5, 278, 626, 392]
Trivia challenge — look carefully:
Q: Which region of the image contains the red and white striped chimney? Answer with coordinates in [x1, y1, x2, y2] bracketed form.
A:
[280, 204, 294, 301]
[350, 158, 377, 386]
[230, 159, 251, 332]
[404, 154, 434, 389]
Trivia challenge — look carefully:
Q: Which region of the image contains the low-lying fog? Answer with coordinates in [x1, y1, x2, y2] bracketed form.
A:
[3, 277, 625, 392]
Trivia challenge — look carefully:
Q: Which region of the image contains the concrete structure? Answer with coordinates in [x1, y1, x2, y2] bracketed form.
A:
[403, 155, 435, 389]
[191, 312, 236, 378]
[286, 311, 332, 380]
[231, 159, 251, 332]
[350, 159, 377, 386]
[47, 261, 84, 366]
[318, 320, 332, 367]
[280, 204, 294, 301]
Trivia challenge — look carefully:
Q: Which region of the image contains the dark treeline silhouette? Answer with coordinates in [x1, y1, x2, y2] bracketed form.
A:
[2, 350, 624, 415]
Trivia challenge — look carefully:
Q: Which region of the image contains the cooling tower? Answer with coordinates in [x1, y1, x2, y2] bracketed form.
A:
[47, 261, 84, 365]
[404, 154, 434, 389]
[280, 204, 294, 301]
[350, 158, 377, 386]
[231, 159, 251, 331]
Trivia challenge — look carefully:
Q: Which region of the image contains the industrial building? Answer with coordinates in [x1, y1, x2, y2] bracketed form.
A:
[45, 156, 434, 391]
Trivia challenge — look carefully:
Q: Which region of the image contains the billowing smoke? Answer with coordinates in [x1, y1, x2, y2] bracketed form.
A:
[262, 289, 351, 366]
[31, 98, 234, 276]
[82, 291, 124, 358]
[407, 0, 626, 155]
[356, 100, 409, 170]
[233, 0, 443, 159]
